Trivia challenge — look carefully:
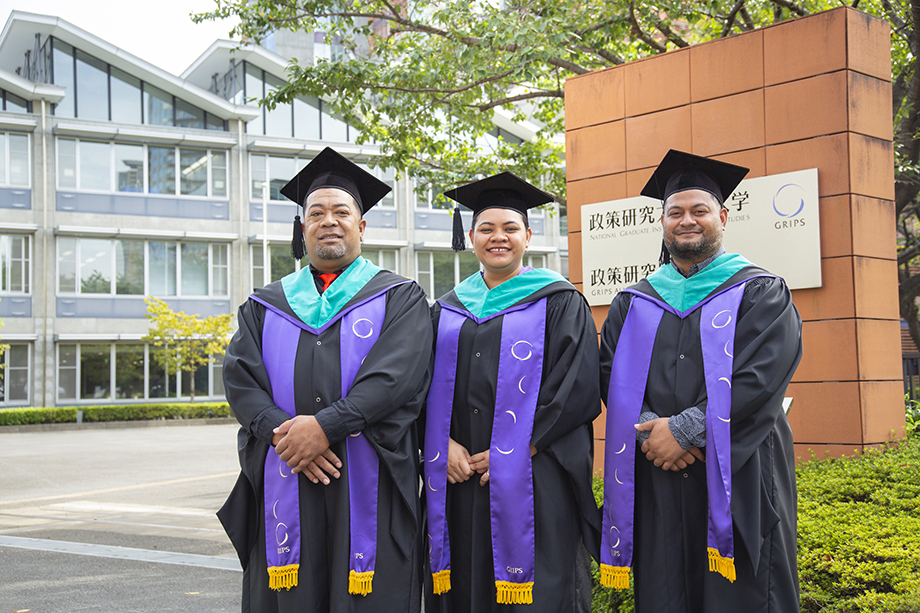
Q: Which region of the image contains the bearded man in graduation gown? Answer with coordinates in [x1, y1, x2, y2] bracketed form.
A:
[219, 147, 432, 613]
[598, 150, 803, 612]
[424, 173, 601, 613]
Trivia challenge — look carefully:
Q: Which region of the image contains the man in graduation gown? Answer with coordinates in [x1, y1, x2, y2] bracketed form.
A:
[598, 150, 802, 612]
[424, 173, 601, 613]
[219, 147, 432, 613]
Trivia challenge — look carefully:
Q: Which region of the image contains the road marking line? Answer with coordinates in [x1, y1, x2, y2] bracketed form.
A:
[0, 535, 241, 571]
[0, 472, 238, 507]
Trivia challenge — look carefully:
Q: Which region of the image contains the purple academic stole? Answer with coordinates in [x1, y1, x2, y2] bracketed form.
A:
[601, 282, 745, 588]
[260, 293, 387, 594]
[425, 298, 546, 605]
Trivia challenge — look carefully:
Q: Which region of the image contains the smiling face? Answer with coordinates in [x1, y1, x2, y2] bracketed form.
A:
[661, 188, 728, 270]
[302, 187, 366, 273]
[470, 207, 532, 285]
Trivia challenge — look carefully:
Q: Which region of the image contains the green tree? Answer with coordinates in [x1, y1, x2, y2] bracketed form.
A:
[142, 297, 233, 403]
[198, 0, 920, 345]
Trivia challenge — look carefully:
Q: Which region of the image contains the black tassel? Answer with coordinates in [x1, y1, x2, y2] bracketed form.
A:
[451, 206, 466, 252]
[658, 240, 671, 267]
[291, 215, 306, 260]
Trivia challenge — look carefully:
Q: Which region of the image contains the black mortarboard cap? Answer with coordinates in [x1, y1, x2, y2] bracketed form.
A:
[640, 149, 748, 206]
[281, 147, 391, 260]
[442, 172, 554, 252]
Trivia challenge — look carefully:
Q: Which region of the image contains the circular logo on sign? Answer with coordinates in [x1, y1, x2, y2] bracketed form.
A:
[773, 183, 806, 218]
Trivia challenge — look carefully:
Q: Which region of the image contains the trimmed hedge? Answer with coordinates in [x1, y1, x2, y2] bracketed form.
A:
[590, 437, 920, 612]
[0, 402, 231, 426]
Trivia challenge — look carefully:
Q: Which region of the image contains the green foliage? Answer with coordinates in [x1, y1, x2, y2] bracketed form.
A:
[0, 402, 231, 426]
[906, 396, 920, 436]
[142, 297, 234, 402]
[589, 438, 920, 612]
[797, 439, 920, 612]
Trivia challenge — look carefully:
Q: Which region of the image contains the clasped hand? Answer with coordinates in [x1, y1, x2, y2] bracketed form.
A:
[635, 418, 705, 471]
[447, 438, 537, 486]
[272, 415, 342, 486]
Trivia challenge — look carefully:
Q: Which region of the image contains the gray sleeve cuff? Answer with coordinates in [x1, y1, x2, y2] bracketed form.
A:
[251, 406, 290, 446]
[668, 406, 707, 450]
[636, 411, 659, 445]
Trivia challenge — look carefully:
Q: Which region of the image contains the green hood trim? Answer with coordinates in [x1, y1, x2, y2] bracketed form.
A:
[453, 268, 569, 320]
[646, 253, 753, 312]
[281, 256, 381, 329]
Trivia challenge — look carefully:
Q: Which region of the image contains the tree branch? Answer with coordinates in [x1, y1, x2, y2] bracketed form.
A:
[652, 17, 690, 48]
[766, 0, 810, 18]
[574, 44, 625, 65]
[628, 4, 667, 53]
[473, 89, 563, 111]
[722, 0, 747, 37]
[739, 6, 756, 30]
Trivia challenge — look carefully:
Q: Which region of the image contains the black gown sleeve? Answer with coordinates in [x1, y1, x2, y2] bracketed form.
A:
[223, 299, 290, 446]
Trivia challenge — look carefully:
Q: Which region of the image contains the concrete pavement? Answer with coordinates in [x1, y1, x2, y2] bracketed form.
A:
[0, 422, 244, 612]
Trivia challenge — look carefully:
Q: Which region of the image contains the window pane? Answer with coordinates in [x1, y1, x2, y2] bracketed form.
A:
[181, 243, 208, 296]
[80, 344, 111, 399]
[270, 245, 294, 283]
[148, 355, 169, 399]
[264, 74, 291, 137]
[148, 242, 176, 296]
[459, 251, 480, 282]
[9, 235, 29, 293]
[268, 156, 295, 200]
[211, 151, 227, 197]
[8, 134, 29, 186]
[148, 146, 175, 194]
[110, 67, 141, 124]
[182, 364, 209, 398]
[250, 154, 266, 200]
[0, 134, 5, 184]
[58, 344, 77, 400]
[115, 144, 144, 192]
[115, 345, 145, 399]
[80, 238, 112, 294]
[293, 97, 320, 140]
[251, 244, 264, 288]
[206, 113, 226, 131]
[432, 252, 454, 299]
[212, 244, 229, 296]
[212, 354, 225, 397]
[58, 237, 77, 293]
[0, 235, 6, 291]
[6, 344, 29, 402]
[52, 39, 75, 118]
[179, 148, 208, 196]
[363, 250, 378, 266]
[115, 239, 145, 295]
[57, 138, 76, 188]
[75, 51, 108, 121]
[80, 141, 110, 191]
[244, 64, 263, 135]
[144, 83, 173, 126]
[381, 250, 396, 272]
[6, 91, 28, 113]
[176, 99, 205, 130]
[321, 105, 348, 142]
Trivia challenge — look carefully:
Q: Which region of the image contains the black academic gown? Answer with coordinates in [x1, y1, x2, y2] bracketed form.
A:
[599, 266, 802, 613]
[220, 269, 432, 613]
[428, 281, 602, 613]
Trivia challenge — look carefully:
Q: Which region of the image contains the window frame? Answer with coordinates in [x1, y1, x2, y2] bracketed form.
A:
[56, 138, 230, 200]
[0, 131, 32, 188]
[0, 234, 32, 295]
[0, 343, 31, 406]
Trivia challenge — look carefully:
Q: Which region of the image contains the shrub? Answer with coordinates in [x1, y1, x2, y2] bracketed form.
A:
[0, 403, 231, 426]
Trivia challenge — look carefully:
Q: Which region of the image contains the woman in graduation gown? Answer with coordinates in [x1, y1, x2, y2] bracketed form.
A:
[423, 173, 601, 613]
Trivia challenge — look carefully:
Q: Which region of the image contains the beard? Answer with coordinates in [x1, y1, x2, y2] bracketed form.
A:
[314, 243, 348, 260]
[663, 227, 721, 262]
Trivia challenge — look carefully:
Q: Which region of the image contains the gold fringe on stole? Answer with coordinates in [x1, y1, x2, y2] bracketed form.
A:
[432, 569, 451, 595]
[348, 570, 374, 596]
[268, 564, 299, 590]
[707, 547, 736, 583]
[495, 581, 534, 605]
[599, 564, 631, 590]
